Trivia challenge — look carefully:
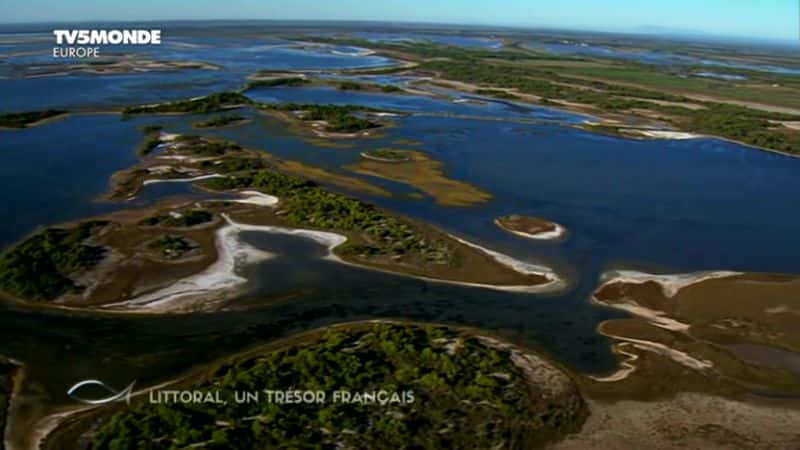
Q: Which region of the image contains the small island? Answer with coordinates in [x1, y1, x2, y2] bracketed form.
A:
[495, 214, 566, 240]
[347, 149, 492, 206]
[54, 322, 586, 450]
[262, 103, 383, 135]
[123, 92, 252, 115]
[360, 148, 411, 162]
[146, 235, 199, 260]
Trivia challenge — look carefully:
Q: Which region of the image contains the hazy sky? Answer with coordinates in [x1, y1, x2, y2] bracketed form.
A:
[1, 0, 796, 40]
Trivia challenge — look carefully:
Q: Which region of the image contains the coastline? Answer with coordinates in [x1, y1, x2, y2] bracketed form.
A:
[99, 209, 565, 313]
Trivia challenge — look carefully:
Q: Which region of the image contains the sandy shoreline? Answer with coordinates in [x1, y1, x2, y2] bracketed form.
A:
[625, 129, 702, 140]
[102, 209, 564, 313]
[598, 269, 741, 298]
[493, 218, 566, 241]
[101, 218, 274, 312]
[142, 174, 225, 186]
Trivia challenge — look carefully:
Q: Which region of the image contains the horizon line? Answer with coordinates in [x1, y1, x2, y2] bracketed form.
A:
[0, 18, 794, 44]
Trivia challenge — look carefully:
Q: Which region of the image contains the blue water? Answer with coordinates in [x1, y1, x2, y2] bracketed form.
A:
[0, 115, 142, 246]
[0, 30, 394, 111]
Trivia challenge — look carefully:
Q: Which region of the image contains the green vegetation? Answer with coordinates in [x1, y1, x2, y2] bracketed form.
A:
[313, 36, 562, 63]
[149, 235, 193, 259]
[203, 169, 443, 258]
[244, 77, 308, 89]
[679, 103, 800, 153]
[265, 103, 381, 133]
[418, 59, 800, 154]
[0, 109, 66, 128]
[194, 114, 246, 128]
[91, 323, 584, 449]
[123, 92, 252, 114]
[139, 209, 213, 228]
[0, 221, 107, 301]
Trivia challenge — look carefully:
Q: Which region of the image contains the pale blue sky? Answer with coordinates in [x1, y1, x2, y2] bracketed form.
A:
[0, 0, 795, 40]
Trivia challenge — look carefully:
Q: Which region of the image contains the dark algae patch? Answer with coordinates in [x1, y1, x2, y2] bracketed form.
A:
[0, 110, 66, 128]
[0, 221, 107, 301]
[194, 114, 247, 128]
[244, 77, 309, 89]
[89, 323, 585, 449]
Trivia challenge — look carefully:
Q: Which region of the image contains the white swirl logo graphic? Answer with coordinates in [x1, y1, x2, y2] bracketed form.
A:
[67, 379, 136, 405]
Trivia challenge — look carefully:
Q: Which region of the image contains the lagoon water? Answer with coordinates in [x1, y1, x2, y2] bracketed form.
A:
[529, 41, 800, 76]
[2, 25, 800, 415]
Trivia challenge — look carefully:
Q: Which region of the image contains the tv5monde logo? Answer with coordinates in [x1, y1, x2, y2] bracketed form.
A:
[51, 29, 162, 58]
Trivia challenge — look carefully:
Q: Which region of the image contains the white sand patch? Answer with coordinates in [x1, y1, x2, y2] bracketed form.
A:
[102, 223, 273, 312]
[591, 296, 691, 332]
[222, 214, 346, 261]
[102, 209, 565, 313]
[156, 155, 219, 163]
[600, 270, 741, 298]
[223, 216, 564, 294]
[589, 342, 640, 382]
[446, 233, 562, 285]
[230, 190, 279, 207]
[493, 219, 566, 241]
[766, 305, 800, 315]
[159, 132, 180, 142]
[142, 174, 224, 186]
[628, 130, 702, 140]
[612, 335, 713, 372]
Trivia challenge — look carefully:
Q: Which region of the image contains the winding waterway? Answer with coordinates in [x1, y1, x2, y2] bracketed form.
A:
[2, 25, 800, 444]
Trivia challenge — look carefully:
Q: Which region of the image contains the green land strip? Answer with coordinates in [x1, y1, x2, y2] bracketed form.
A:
[83, 322, 585, 450]
[0, 221, 108, 301]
